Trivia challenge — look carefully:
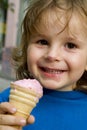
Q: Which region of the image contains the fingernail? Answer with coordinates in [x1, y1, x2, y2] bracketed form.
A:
[20, 119, 26, 125]
[11, 108, 16, 113]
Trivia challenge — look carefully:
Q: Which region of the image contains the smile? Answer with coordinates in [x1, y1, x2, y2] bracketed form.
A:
[40, 67, 67, 74]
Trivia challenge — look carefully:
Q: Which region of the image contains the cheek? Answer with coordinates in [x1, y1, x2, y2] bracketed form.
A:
[67, 54, 87, 73]
[27, 48, 35, 66]
[27, 46, 40, 68]
[66, 56, 86, 83]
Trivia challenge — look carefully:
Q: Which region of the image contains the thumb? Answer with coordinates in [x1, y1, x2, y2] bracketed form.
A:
[27, 115, 35, 124]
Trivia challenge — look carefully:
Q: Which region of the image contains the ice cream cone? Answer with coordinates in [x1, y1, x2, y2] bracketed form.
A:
[9, 82, 40, 128]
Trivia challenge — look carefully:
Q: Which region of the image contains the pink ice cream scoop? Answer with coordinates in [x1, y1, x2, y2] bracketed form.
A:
[11, 79, 43, 97]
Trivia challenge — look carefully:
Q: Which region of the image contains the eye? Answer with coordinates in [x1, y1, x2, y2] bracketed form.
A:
[65, 42, 77, 49]
[37, 39, 48, 45]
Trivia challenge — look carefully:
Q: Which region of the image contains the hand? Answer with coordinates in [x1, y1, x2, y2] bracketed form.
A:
[0, 102, 35, 130]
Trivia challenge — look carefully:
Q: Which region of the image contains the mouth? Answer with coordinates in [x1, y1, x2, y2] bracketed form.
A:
[39, 66, 67, 75]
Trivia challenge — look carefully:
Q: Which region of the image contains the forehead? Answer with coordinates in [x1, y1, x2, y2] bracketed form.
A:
[34, 8, 87, 40]
[35, 8, 68, 33]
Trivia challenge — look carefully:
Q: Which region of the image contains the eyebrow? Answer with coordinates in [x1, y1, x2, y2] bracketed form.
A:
[67, 36, 85, 45]
[32, 33, 48, 39]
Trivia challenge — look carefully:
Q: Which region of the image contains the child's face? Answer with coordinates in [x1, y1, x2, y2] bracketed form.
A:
[27, 9, 87, 91]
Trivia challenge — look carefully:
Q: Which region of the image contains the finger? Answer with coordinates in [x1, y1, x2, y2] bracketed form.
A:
[0, 114, 26, 126]
[0, 125, 22, 130]
[27, 115, 35, 124]
[0, 102, 16, 114]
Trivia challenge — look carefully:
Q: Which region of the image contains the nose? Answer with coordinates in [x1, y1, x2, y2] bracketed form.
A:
[45, 46, 63, 61]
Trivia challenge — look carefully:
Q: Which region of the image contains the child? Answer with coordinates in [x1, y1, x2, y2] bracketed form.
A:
[0, 0, 87, 129]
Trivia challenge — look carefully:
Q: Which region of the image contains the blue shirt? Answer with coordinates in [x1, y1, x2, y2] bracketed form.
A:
[0, 88, 87, 130]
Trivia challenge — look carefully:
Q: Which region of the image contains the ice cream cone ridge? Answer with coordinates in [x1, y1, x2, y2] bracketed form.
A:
[9, 83, 40, 119]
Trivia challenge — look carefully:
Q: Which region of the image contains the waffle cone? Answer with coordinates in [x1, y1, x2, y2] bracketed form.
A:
[9, 83, 39, 128]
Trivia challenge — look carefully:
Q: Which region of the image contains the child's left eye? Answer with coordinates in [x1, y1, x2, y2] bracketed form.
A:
[65, 42, 77, 49]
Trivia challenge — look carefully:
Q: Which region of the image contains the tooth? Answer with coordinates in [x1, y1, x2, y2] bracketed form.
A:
[46, 68, 62, 74]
